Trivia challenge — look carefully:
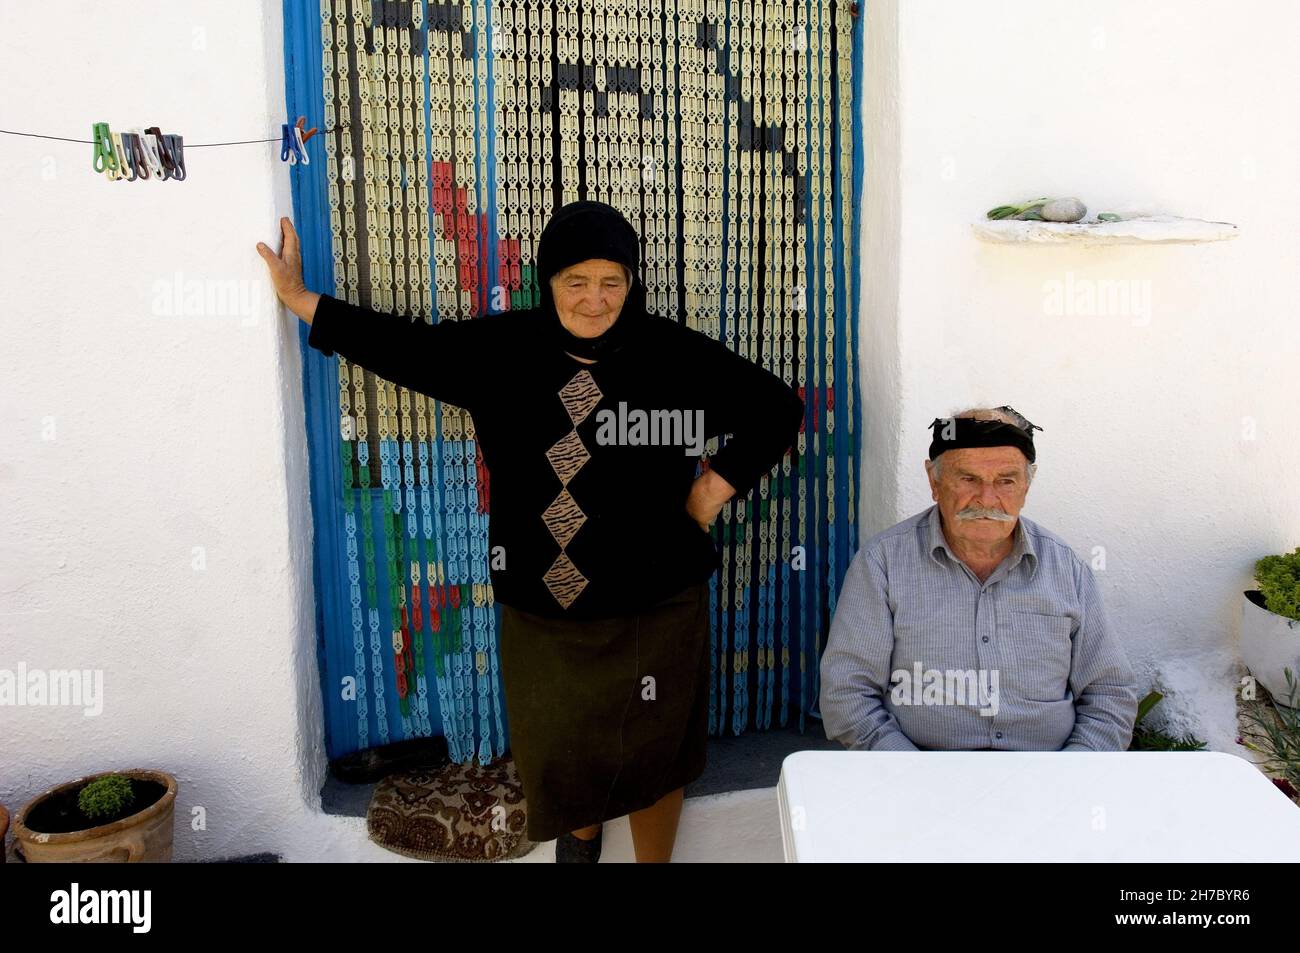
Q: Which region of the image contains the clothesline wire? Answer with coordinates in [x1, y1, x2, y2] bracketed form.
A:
[0, 123, 351, 148]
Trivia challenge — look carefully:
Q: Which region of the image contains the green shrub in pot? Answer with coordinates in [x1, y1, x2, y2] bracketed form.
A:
[1241, 547, 1300, 704]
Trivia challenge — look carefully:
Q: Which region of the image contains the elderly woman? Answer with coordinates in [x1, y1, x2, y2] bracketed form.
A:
[258, 200, 804, 862]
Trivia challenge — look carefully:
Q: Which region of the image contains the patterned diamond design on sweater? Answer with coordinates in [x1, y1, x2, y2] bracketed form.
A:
[541, 488, 587, 549]
[545, 428, 591, 486]
[558, 369, 602, 424]
[541, 369, 603, 609]
[542, 553, 589, 610]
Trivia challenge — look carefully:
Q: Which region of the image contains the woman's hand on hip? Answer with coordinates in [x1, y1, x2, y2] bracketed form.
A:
[685, 468, 737, 531]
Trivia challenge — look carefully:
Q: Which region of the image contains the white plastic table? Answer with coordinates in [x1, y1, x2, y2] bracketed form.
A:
[776, 750, 1300, 862]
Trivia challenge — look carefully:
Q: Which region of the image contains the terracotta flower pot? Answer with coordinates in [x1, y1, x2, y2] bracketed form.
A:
[13, 769, 176, 863]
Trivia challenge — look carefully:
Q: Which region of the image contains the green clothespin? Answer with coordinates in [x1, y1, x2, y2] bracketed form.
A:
[92, 122, 118, 173]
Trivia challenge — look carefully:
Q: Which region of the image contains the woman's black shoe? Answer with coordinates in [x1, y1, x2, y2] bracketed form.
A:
[555, 827, 603, 863]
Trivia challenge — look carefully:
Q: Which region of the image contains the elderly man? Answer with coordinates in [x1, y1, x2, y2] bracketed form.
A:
[819, 406, 1139, 751]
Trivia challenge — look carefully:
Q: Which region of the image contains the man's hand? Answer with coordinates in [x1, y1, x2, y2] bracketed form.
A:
[685, 468, 737, 531]
[255, 216, 320, 323]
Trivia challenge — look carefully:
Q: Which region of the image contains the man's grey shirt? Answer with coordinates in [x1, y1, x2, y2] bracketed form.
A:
[819, 505, 1139, 751]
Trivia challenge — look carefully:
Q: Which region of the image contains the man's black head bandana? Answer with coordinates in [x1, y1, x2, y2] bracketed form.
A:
[926, 406, 1043, 463]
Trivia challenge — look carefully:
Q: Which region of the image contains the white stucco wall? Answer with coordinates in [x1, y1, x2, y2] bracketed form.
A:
[859, 0, 1300, 750]
[1, 0, 1294, 862]
[0, 1, 804, 864]
[0, 2, 332, 861]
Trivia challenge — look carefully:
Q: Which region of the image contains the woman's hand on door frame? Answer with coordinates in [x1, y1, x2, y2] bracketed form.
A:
[256, 216, 319, 323]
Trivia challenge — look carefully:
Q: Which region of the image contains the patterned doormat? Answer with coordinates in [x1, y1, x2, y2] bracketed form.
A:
[367, 755, 535, 862]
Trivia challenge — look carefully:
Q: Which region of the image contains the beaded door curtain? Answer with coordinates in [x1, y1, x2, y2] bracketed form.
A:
[286, 0, 862, 763]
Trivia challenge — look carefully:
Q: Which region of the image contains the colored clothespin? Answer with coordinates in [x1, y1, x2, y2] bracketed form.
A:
[165, 132, 185, 179]
[280, 116, 318, 165]
[120, 133, 142, 181]
[109, 132, 133, 182]
[130, 127, 166, 179]
[145, 126, 177, 180]
[280, 123, 301, 164]
[163, 134, 186, 180]
[104, 132, 124, 181]
[124, 127, 156, 178]
[103, 135, 123, 181]
[92, 122, 118, 174]
[294, 115, 319, 146]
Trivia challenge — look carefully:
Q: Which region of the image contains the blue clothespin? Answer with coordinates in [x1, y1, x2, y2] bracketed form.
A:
[119, 133, 140, 181]
[164, 134, 186, 180]
[280, 123, 298, 164]
[280, 116, 316, 165]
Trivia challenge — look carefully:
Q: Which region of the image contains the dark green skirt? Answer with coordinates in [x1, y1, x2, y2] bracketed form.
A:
[498, 580, 711, 842]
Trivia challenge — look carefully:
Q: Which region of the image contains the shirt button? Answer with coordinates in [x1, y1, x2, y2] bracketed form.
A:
[982, 636, 989, 643]
[995, 732, 1003, 739]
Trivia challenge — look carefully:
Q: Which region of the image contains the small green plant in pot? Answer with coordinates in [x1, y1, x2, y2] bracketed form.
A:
[78, 774, 136, 822]
[13, 768, 176, 862]
[1241, 546, 1300, 705]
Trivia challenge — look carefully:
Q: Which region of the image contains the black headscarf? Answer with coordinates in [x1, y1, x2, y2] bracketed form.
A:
[535, 200, 647, 360]
[926, 406, 1043, 462]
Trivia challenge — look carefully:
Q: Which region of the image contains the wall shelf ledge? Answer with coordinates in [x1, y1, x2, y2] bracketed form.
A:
[972, 215, 1239, 246]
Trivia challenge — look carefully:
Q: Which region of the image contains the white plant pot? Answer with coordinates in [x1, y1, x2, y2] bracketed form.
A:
[1241, 591, 1300, 706]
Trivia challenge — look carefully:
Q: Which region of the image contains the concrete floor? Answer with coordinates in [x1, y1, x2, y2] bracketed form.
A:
[318, 721, 838, 862]
[325, 784, 784, 863]
[4, 724, 833, 863]
[499, 786, 785, 863]
[321, 720, 841, 817]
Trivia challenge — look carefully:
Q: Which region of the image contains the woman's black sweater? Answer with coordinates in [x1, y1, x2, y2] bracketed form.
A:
[307, 294, 804, 619]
